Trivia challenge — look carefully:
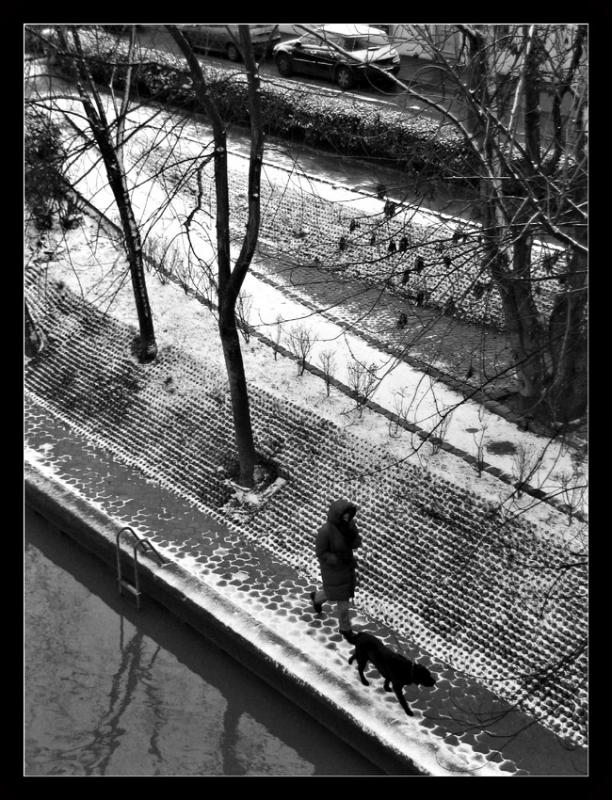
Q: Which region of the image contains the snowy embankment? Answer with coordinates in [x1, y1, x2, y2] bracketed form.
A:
[43, 92, 587, 532]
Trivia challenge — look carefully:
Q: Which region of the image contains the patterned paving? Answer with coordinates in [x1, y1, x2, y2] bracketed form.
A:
[26, 395, 589, 775]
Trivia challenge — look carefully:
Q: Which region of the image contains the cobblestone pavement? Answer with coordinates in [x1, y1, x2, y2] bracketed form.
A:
[24, 272, 587, 776]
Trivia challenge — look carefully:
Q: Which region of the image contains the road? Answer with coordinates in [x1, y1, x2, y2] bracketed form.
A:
[130, 25, 470, 126]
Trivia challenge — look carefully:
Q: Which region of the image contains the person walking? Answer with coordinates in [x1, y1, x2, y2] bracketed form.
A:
[310, 499, 362, 640]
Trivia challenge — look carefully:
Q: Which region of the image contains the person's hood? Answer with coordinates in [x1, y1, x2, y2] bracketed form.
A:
[327, 499, 357, 525]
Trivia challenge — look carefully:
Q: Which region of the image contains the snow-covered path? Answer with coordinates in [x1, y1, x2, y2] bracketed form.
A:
[34, 89, 587, 527]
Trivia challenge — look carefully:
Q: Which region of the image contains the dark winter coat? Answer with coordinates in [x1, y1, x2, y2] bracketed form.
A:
[316, 499, 362, 601]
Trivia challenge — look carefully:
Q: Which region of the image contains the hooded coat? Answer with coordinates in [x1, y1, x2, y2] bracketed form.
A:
[316, 499, 362, 601]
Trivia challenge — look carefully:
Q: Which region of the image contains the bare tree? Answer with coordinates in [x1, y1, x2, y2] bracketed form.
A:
[400, 24, 587, 425]
[287, 324, 315, 376]
[24, 104, 69, 357]
[272, 314, 284, 361]
[50, 25, 159, 362]
[167, 24, 264, 486]
[299, 23, 587, 428]
[318, 349, 336, 396]
[346, 357, 381, 416]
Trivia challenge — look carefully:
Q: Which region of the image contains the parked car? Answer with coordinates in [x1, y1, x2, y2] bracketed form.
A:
[179, 24, 280, 61]
[272, 24, 400, 90]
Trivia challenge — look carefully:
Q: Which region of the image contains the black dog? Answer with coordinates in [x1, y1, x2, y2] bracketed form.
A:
[346, 631, 436, 717]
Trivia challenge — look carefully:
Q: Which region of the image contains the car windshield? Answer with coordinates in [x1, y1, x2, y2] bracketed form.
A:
[342, 34, 390, 51]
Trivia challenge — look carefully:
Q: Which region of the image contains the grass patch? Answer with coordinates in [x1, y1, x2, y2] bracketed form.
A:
[485, 440, 517, 456]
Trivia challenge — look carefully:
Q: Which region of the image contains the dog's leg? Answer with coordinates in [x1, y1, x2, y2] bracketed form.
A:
[348, 651, 356, 665]
[392, 682, 414, 716]
[357, 655, 370, 686]
[383, 679, 392, 692]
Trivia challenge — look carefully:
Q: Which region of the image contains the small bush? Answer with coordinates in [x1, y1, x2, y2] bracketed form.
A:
[272, 315, 284, 361]
[511, 443, 541, 495]
[347, 358, 380, 416]
[470, 406, 489, 477]
[287, 324, 315, 376]
[318, 349, 336, 396]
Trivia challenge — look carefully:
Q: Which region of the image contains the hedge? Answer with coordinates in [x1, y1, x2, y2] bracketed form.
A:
[38, 26, 477, 184]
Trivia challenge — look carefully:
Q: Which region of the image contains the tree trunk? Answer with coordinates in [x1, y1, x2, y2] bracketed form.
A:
[486, 231, 547, 415]
[104, 152, 157, 362]
[219, 306, 257, 486]
[523, 25, 541, 165]
[58, 26, 158, 363]
[25, 300, 44, 357]
[546, 70, 588, 424]
[167, 24, 262, 487]
[469, 25, 549, 418]
[546, 237, 587, 422]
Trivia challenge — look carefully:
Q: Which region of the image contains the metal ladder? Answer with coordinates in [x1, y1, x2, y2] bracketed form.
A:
[115, 526, 169, 611]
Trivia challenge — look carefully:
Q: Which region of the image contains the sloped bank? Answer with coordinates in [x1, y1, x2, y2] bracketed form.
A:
[65, 180, 575, 507]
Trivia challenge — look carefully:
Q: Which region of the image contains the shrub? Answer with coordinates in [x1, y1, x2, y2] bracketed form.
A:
[272, 315, 284, 361]
[287, 324, 315, 376]
[43, 26, 476, 184]
[469, 406, 489, 478]
[347, 358, 380, 415]
[318, 349, 336, 396]
[511, 442, 541, 496]
[24, 25, 49, 56]
[24, 107, 70, 230]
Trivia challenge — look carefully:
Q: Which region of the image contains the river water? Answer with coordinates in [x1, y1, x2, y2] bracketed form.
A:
[24, 507, 383, 776]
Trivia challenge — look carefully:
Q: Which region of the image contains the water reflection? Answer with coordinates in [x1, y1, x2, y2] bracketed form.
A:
[24, 508, 382, 776]
[87, 629, 151, 774]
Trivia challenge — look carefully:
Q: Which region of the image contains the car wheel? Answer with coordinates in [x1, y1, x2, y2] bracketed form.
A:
[335, 65, 353, 91]
[276, 53, 293, 77]
[226, 42, 241, 62]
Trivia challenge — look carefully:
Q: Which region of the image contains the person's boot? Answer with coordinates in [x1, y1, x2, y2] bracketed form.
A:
[310, 591, 323, 614]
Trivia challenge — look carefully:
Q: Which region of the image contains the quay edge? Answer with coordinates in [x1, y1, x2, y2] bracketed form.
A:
[25, 458, 440, 776]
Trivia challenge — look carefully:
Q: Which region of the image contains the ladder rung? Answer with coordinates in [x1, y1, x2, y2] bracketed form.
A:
[119, 579, 141, 597]
[116, 527, 165, 611]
